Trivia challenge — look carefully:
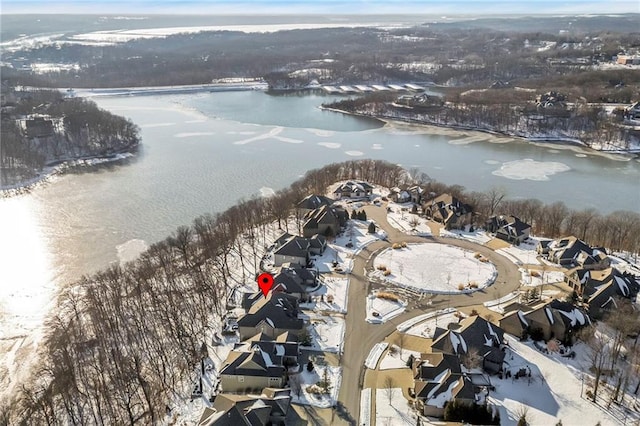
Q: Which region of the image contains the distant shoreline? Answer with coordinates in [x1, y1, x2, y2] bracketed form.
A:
[320, 105, 640, 158]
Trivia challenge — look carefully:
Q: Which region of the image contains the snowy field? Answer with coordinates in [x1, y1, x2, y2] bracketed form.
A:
[386, 203, 432, 236]
[306, 315, 345, 353]
[375, 388, 418, 426]
[491, 336, 624, 426]
[302, 276, 349, 313]
[290, 365, 342, 409]
[372, 244, 497, 294]
[497, 238, 544, 265]
[366, 294, 407, 323]
[378, 345, 422, 370]
[520, 269, 566, 287]
[440, 227, 492, 245]
[403, 312, 461, 338]
[312, 219, 385, 273]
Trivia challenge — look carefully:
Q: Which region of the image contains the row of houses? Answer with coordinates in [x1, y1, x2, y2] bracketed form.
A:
[198, 189, 360, 425]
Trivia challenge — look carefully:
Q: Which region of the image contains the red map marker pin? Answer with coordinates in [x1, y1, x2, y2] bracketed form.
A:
[257, 272, 274, 297]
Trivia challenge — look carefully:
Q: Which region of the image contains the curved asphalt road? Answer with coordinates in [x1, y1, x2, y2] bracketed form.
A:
[334, 205, 522, 425]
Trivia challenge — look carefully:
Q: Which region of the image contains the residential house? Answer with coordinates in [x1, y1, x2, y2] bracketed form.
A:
[302, 205, 348, 238]
[296, 194, 334, 214]
[423, 193, 473, 230]
[234, 331, 300, 368]
[500, 299, 589, 342]
[273, 263, 319, 301]
[237, 292, 304, 340]
[390, 185, 424, 204]
[389, 187, 411, 203]
[273, 236, 311, 267]
[198, 389, 291, 425]
[564, 267, 639, 317]
[25, 116, 54, 138]
[542, 236, 609, 269]
[486, 215, 531, 244]
[430, 315, 505, 374]
[218, 348, 286, 392]
[412, 352, 476, 418]
[332, 180, 374, 199]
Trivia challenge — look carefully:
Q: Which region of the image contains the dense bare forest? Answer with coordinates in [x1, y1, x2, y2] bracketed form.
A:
[0, 87, 139, 188]
[3, 159, 639, 424]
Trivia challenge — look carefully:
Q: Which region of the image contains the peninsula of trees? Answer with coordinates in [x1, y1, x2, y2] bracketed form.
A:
[0, 86, 140, 190]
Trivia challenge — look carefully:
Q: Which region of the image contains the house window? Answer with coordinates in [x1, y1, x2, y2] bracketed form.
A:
[238, 376, 244, 382]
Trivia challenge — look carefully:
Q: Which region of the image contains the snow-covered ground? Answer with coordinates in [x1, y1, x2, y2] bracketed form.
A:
[386, 203, 432, 236]
[360, 389, 373, 426]
[290, 365, 342, 409]
[378, 345, 422, 370]
[366, 294, 408, 323]
[491, 335, 626, 426]
[520, 269, 566, 287]
[497, 237, 544, 265]
[403, 312, 461, 338]
[371, 243, 497, 294]
[305, 315, 345, 353]
[302, 276, 349, 313]
[440, 227, 492, 245]
[365, 343, 389, 369]
[375, 388, 418, 425]
[311, 219, 385, 273]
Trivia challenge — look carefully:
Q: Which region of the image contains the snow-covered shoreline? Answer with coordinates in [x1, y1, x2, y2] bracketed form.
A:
[322, 106, 640, 157]
[0, 151, 134, 197]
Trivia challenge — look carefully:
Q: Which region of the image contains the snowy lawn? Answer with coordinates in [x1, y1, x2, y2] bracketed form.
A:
[490, 335, 622, 426]
[375, 388, 418, 426]
[496, 237, 546, 265]
[520, 269, 566, 287]
[334, 219, 387, 254]
[290, 365, 342, 409]
[305, 315, 345, 353]
[440, 227, 492, 244]
[366, 293, 407, 324]
[378, 345, 422, 370]
[302, 276, 349, 313]
[386, 203, 432, 236]
[371, 243, 497, 294]
[403, 312, 461, 338]
[312, 245, 354, 274]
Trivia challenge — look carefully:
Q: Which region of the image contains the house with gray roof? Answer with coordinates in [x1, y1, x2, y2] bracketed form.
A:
[430, 315, 505, 374]
[423, 193, 473, 230]
[296, 194, 334, 214]
[332, 180, 374, 199]
[543, 236, 609, 268]
[302, 205, 348, 238]
[564, 267, 639, 317]
[412, 352, 477, 418]
[237, 293, 304, 340]
[486, 215, 531, 244]
[197, 389, 291, 425]
[219, 348, 286, 392]
[273, 236, 311, 267]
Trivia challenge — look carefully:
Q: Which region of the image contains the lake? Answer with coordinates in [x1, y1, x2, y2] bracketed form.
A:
[1, 89, 639, 339]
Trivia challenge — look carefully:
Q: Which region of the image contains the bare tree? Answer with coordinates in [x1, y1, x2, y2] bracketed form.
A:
[384, 376, 396, 406]
[579, 326, 610, 403]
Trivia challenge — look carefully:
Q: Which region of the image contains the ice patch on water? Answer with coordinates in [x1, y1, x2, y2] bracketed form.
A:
[372, 144, 383, 150]
[484, 160, 500, 165]
[227, 131, 257, 135]
[492, 159, 570, 181]
[448, 135, 488, 145]
[232, 127, 302, 144]
[174, 132, 215, 138]
[575, 153, 587, 158]
[345, 150, 364, 156]
[116, 239, 148, 264]
[259, 187, 276, 198]
[141, 122, 176, 128]
[307, 128, 335, 137]
[318, 142, 341, 149]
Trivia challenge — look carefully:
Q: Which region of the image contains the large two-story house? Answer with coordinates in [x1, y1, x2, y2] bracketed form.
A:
[564, 267, 639, 317]
[198, 389, 291, 425]
[538, 236, 609, 269]
[332, 180, 374, 199]
[486, 215, 531, 245]
[423, 193, 473, 230]
[237, 293, 304, 340]
[302, 204, 348, 238]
